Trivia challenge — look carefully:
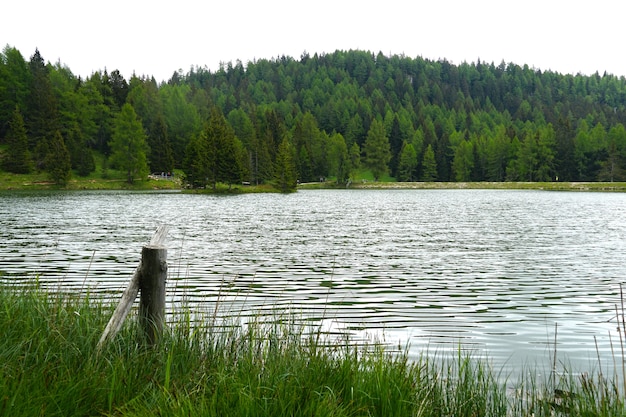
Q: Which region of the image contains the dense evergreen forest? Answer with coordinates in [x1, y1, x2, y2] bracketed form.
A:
[2, 45, 626, 189]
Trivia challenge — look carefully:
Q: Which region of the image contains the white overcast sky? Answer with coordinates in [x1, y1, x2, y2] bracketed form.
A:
[2, 0, 625, 83]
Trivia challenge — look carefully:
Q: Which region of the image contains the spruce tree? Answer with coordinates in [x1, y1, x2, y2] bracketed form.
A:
[46, 130, 71, 185]
[148, 115, 174, 174]
[274, 137, 297, 192]
[2, 106, 33, 173]
[26, 49, 59, 168]
[203, 106, 241, 190]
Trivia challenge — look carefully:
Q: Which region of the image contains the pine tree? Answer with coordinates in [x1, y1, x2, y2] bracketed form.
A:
[2, 106, 33, 173]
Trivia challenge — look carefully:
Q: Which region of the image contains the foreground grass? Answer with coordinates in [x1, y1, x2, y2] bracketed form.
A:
[0, 283, 624, 416]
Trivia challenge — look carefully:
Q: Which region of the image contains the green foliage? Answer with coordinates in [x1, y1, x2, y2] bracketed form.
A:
[64, 122, 95, 177]
[147, 115, 174, 174]
[327, 132, 351, 184]
[4, 45, 626, 186]
[363, 119, 391, 181]
[2, 106, 33, 173]
[421, 144, 438, 181]
[45, 130, 71, 184]
[0, 46, 29, 139]
[109, 103, 149, 184]
[397, 141, 418, 181]
[273, 137, 297, 192]
[452, 140, 475, 181]
[26, 49, 59, 169]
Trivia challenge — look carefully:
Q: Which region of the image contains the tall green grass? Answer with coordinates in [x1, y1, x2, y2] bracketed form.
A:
[0, 281, 624, 416]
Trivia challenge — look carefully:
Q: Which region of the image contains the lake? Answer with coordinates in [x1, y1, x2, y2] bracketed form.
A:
[1, 189, 625, 377]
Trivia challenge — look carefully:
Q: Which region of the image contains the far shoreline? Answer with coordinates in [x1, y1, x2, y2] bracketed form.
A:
[299, 181, 626, 192]
[2, 175, 626, 193]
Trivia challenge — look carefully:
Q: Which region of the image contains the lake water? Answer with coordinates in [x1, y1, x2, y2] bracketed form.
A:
[1, 189, 625, 377]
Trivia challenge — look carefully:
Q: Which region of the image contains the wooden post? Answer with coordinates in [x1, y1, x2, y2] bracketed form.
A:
[97, 225, 169, 351]
[138, 244, 167, 345]
[96, 267, 141, 350]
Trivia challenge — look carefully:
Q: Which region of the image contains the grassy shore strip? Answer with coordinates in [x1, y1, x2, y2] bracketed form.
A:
[0, 283, 624, 416]
[300, 181, 626, 191]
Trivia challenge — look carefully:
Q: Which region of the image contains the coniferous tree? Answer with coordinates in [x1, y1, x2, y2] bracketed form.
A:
[182, 134, 204, 188]
[327, 132, 351, 184]
[554, 116, 576, 181]
[46, 130, 71, 185]
[4, 46, 626, 186]
[363, 119, 391, 181]
[388, 116, 403, 177]
[421, 144, 438, 181]
[2, 106, 33, 173]
[26, 49, 59, 168]
[258, 133, 275, 184]
[108, 69, 129, 109]
[349, 142, 361, 178]
[0, 46, 30, 139]
[397, 141, 418, 181]
[274, 137, 297, 192]
[452, 140, 475, 181]
[148, 115, 174, 174]
[204, 106, 242, 189]
[109, 103, 149, 184]
[65, 122, 95, 176]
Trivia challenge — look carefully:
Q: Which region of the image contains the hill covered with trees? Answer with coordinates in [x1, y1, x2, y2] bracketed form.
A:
[1, 46, 626, 188]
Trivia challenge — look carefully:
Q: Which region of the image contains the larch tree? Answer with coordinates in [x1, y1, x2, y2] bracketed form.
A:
[452, 140, 475, 182]
[420, 144, 438, 181]
[109, 103, 149, 184]
[397, 141, 418, 182]
[363, 119, 391, 181]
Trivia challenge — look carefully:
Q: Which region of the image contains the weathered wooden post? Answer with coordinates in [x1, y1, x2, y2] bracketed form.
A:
[97, 225, 168, 350]
[138, 244, 167, 345]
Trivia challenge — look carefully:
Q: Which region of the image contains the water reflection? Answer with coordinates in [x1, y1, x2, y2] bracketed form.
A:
[1, 189, 625, 375]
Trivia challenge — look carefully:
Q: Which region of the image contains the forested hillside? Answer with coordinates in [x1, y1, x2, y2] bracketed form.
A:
[2, 46, 626, 188]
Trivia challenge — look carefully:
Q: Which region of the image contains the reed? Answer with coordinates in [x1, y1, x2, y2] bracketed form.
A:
[1, 281, 625, 416]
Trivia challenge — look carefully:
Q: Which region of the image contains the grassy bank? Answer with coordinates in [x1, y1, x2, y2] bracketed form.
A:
[0, 283, 624, 416]
[3, 156, 626, 192]
[301, 180, 626, 192]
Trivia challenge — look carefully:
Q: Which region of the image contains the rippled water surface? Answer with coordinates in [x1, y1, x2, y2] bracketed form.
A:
[1, 189, 626, 374]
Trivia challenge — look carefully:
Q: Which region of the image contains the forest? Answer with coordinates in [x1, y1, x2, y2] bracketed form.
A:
[1, 45, 626, 190]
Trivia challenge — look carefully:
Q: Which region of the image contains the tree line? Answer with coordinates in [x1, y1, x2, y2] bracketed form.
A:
[1, 46, 626, 189]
